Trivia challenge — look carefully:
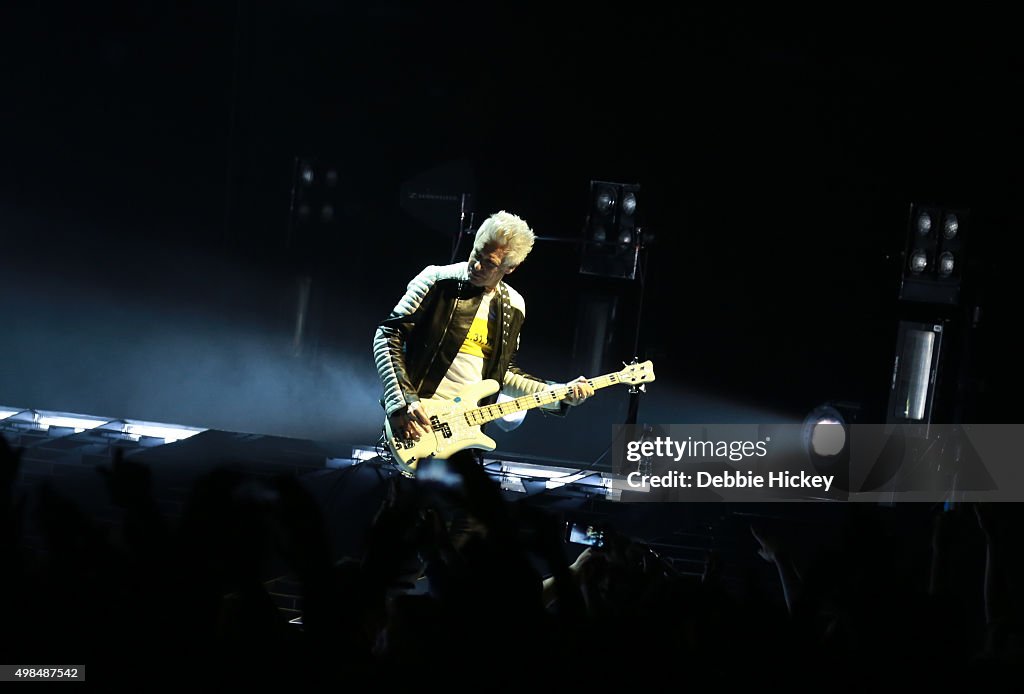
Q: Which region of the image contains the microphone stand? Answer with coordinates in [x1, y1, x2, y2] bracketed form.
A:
[625, 232, 649, 426]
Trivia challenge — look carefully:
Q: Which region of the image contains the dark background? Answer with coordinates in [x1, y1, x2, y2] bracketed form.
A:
[2, 2, 1022, 465]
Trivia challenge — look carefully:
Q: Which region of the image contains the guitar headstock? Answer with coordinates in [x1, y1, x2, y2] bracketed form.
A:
[618, 360, 656, 385]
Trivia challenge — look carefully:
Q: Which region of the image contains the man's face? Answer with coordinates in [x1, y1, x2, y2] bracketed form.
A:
[468, 242, 514, 289]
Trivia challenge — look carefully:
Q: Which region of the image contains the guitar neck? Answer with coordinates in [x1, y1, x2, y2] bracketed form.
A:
[463, 372, 624, 426]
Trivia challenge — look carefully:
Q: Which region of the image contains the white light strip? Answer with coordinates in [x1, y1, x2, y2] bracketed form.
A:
[1, 409, 207, 443]
[499, 476, 527, 493]
[314, 451, 647, 498]
[37, 415, 108, 432]
[327, 457, 368, 469]
[120, 421, 205, 443]
[544, 471, 596, 489]
[486, 460, 643, 496]
[607, 476, 650, 492]
[493, 461, 580, 479]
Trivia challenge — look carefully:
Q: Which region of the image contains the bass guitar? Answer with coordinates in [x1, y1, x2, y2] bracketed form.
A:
[384, 360, 656, 476]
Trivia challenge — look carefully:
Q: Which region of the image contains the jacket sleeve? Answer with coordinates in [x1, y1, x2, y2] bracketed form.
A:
[372, 265, 437, 417]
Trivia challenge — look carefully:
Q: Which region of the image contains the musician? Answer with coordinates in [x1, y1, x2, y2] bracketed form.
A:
[373, 210, 594, 444]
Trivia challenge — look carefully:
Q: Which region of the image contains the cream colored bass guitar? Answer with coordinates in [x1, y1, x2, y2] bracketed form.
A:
[384, 360, 656, 476]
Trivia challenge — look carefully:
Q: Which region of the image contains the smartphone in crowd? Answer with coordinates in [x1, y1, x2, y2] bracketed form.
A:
[564, 521, 605, 548]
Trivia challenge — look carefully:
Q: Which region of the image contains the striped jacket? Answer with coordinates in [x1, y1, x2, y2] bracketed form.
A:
[373, 262, 560, 417]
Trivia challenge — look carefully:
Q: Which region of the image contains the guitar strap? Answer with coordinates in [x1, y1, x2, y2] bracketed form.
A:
[497, 280, 509, 358]
[496, 282, 511, 369]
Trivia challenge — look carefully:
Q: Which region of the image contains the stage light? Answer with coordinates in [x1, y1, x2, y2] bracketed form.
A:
[802, 404, 848, 461]
[580, 180, 642, 280]
[887, 321, 944, 423]
[899, 203, 968, 305]
[943, 213, 959, 239]
[799, 403, 855, 496]
[938, 252, 955, 277]
[622, 191, 637, 216]
[811, 419, 846, 457]
[595, 186, 616, 215]
[289, 155, 342, 239]
[916, 211, 932, 235]
[887, 203, 974, 429]
[910, 250, 928, 273]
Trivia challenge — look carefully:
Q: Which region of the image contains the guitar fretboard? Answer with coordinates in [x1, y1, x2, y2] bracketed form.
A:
[462, 372, 626, 426]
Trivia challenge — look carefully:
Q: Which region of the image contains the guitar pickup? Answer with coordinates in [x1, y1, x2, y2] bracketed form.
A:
[394, 437, 416, 450]
[430, 417, 452, 439]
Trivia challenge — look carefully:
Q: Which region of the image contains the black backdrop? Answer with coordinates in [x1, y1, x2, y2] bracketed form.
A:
[2, 3, 1022, 462]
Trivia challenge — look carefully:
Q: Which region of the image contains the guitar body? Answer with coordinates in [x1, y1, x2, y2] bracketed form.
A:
[384, 379, 502, 475]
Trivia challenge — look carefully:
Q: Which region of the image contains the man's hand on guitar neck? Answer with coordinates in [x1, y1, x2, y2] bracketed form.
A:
[390, 400, 432, 441]
[563, 375, 595, 406]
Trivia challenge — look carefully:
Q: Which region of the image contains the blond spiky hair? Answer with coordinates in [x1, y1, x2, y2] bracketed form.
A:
[473, 210, 535, 268]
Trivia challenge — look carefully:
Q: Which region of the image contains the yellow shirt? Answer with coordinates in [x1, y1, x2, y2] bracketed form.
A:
[433, 291, 494, 399]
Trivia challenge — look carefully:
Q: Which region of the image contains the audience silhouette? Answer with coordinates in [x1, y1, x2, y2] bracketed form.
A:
[0, 435, 1020, 688]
